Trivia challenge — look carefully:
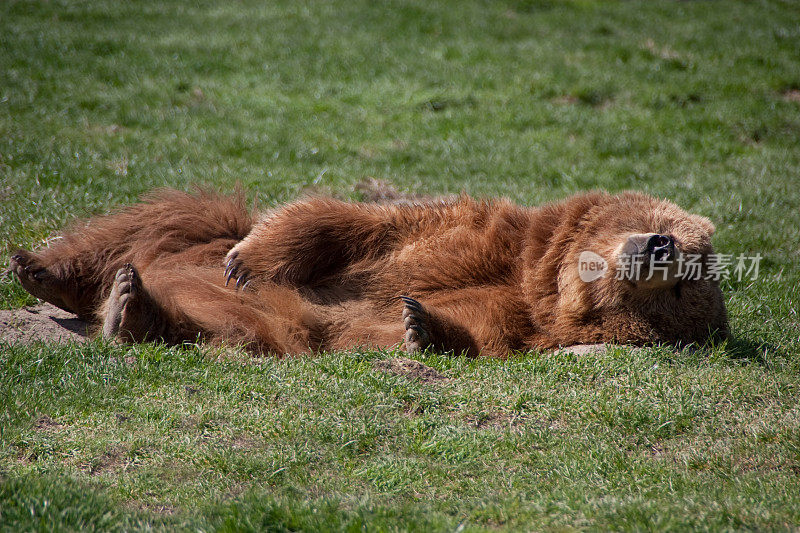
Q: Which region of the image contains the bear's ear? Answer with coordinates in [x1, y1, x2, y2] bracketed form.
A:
[691, 215, 715, 237]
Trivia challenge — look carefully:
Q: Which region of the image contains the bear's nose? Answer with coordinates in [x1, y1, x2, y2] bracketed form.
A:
[646, 234, 674, 261]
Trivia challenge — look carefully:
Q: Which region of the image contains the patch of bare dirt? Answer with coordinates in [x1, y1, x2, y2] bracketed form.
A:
[229, 435, 260, 450]
[556, 343, 611, 356]
[87, 122, 126, 135]
[642, 38, 684, 62]
[782, 89, 800, 103]
[0, 302, 90, 344]
[82, 445, 129, 476]
[302, 177, 434, 204]
[34, 415, 64, 431]
[353, 177, 428, 203]
[191, 87, 205, 103]
[178, 415, 202, 430]
[552, 95, 580, 105]
[374, 357, 449, 383]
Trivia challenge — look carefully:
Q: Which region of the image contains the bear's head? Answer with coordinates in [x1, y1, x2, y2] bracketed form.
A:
[556, 191, 728, 345]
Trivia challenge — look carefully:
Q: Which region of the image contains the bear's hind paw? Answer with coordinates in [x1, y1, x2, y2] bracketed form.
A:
[401, 295, 431, 354]
[103, 263, 139, 338]
[9, 250, 69, 310]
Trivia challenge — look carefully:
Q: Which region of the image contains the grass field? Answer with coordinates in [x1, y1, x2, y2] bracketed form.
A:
[2, 0, 800, 530]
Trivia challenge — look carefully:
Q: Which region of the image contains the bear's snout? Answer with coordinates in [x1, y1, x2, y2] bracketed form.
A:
[621, 233, 675, 262]
[646, 234, 674, 262]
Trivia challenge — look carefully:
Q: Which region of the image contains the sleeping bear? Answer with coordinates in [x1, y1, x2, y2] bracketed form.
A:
[8, 188, 728, 356]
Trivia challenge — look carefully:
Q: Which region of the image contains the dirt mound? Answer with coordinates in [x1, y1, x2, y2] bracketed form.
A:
[301, 177, 437, 204]
[374, 357, 449, 383]
[353, 177, 430, 203]
[0, 303, 90, 344]
[557, 343, 609, 355]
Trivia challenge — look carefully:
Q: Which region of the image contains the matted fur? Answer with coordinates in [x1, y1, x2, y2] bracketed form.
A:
[9, 189, 728, 357]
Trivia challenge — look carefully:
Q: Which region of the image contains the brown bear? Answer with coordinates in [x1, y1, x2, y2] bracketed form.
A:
[8, 188, 728, 357]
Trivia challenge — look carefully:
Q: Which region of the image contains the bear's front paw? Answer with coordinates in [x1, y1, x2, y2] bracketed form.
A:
[224, 249, 252, 290]
[401, 296, 431, 354]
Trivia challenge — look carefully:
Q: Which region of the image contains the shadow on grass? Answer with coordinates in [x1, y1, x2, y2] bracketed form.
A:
[724, 336, 788, 367]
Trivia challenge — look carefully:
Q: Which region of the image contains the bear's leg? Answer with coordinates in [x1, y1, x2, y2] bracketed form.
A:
[224, 199, 400, 288]
[100, 263, 322, 355]
[10, 189, 252, 320]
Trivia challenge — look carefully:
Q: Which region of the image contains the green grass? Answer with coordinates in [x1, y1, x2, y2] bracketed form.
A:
[1, 0, 799, 530]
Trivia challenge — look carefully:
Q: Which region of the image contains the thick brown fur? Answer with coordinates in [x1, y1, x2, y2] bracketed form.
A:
[9, 188, 728, 357]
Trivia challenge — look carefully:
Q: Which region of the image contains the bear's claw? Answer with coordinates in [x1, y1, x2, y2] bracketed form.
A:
[10, 254, 44, 280]
[10, 252, 45, 281]
[400, 295, 424, 314]
[401, 295, 431, 353]
[224, 251, 252, 290]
